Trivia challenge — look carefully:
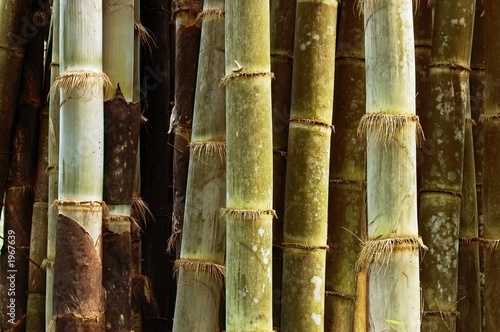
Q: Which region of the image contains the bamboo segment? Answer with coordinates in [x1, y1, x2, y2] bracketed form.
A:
[483, 1, 500, 330]
[53, 0, 107, 329]
[360, 0, 422, 331]
[140, 0, 175, 328]
[457, 2, 483, 330]
[419, 0, 475, 330]
[172, 1, 226, 331]
[325, 1, 366, 331]
[46, 0, 60, 328]
[281, 1, 338, 331]
[225, 0, 274, 330]
[270, 0, 296, 326]
[0, 0, 30, 213]
[169, 0, 203, 256]
[26, 106, 49, 332]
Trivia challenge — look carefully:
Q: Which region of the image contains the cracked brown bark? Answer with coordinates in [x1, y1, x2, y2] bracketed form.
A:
[325, 1, 366, 331]
[270, 0, 296, 327]
[140, 0, 175, 330]
[419, 0, 476, 331]
[1, 6, 45, 328]
[170, 0, 203, 256]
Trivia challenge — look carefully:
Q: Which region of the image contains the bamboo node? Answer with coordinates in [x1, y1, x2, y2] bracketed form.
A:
[50, 71, 113, 97]
[482, 239, 500, 251]
[174, 258, 226, 285]
[221, 208, 277, 221]
[419, 188, 462, 199]
[479, 114, 500, 122]
[429, 62, 471, 72]
[54, 312, 103, 322]
[271, 52, 293, 61]
[190, 141, 227, 162]
[459, 237, 482, 246]
[51, 199, 105, 212]
[220, 71, 275, 86]
[422, 310, 460, 318]
[357, 112, 425, 148]
[289, 118, 335, 132]
[279, 242, 329, 251]
[172, 0, 203, 21]
[357, 236, 427, 271]
[325, 290, 356, 301]
[196, 9, 225, 24]
[0, 151, 12, 156]
[41, 259, 54, 271]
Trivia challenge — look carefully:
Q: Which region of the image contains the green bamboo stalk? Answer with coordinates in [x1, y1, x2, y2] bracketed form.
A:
[45, 0, 60, 329]
[224, 0, 274, 330]
[358, 0, 422, 331]
[482, 1, 500, 330]
[457, 3, 483, 330]
[419, 0, 475, 330]
[280, 1, 338, 331]
[169, 0, 203, 256]
[0, 0, 31, 214]
[325, 1, 366, 331]
[26, 105, 49, 332]
[269, 0, 296, 327]
[1, 6, 46, 329]
[52, 0, 108, 329]
[102, 0, 138, 329]
[172, 3, 226, 331]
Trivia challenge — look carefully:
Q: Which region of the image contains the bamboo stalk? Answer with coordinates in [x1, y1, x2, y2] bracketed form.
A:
[45, 0, 60, 329]
[419, 0, 476, 330]
[269, 0, 296, 327]
[0, 0, 31, 215]
[140, 0, 176, 329]
[169, 0, 203, 256]
[281, 1, 338, 331]
[325, 1, 366, 331]
[1, 6, 46, 329]
[225, 1, 274, 330]
[172, 1, 226, 331]
[52, 0, 108, 329]
[483, 0, 500, 330]
[359, 0, 422, 331]
[457, 2, 483, 331]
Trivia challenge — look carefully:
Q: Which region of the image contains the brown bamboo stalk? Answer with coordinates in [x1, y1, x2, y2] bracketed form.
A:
[169, 0, 203, 256]
[140, 0, 176, 329]
[269, 0, 296, 327]
[419, 0, 476, 330]
[482, 0, 500, 330]
[325, 1, 366, 331]
[0, 0, 31, 214]
[1, 6, 46, 330]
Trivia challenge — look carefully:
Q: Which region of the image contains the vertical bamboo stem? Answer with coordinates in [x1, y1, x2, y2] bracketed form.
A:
[325, 1, 366, 331]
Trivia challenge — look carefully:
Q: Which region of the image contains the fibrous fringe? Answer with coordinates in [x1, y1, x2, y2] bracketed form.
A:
[459, 237, 482, 246]
[220, 71, 275, 86]
[479, 114, 500, 122]
[357, 236, 427, 271]
[289, 118, 335, 132]
[357, 112, 425, 148]
[52, 199, 105, 210]
[221, 208, 277, 221]
[132, 196, 154, 227]
[190, 141, 226, 162]
[166, 229, 182, 254]
[54, 312, 102, 321]
[196, 9, 224, 25]
[134, 20, 156, 54]
[174, 258, 226, 285]
[51, 71, 112, 96]
[482, 239, 500, 251]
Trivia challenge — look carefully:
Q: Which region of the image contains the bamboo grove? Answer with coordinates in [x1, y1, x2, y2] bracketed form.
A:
[0, 0, 498, 331]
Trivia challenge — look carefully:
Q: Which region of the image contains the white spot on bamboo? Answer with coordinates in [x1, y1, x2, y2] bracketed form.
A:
[311, 313, 321, 326]
[311, 276, 323, 302]
[258, 228, 265, 236]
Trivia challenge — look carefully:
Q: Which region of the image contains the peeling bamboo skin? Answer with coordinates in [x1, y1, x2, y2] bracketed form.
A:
[281, 1, 337, 331]
[326, 2, 366, 329]
[171, 1, 203, 251]
[225, 0, 273, 330]
[0, 0, 30, 211]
